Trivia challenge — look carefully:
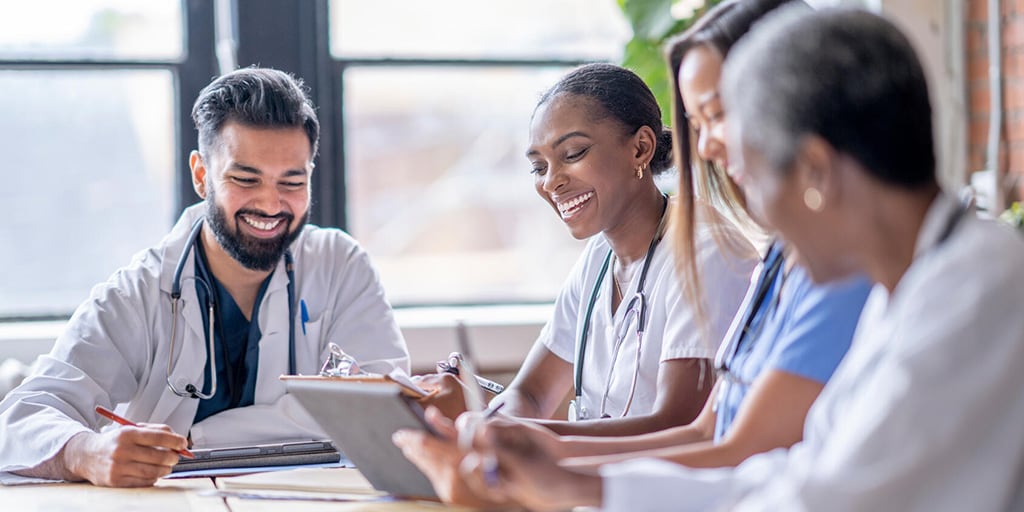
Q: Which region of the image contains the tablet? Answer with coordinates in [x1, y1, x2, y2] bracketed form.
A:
[284, 379, 439, 499]
[171, 439, 341, 473]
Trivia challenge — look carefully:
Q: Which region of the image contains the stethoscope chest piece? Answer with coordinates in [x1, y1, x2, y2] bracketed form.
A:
[567, 399, 585, 422]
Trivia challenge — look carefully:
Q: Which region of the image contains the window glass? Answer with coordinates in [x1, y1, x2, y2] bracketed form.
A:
[0, 71, 176, 317]
[330, 0, 630, 60]
[344, 67, 587, 304]
[0, 0, 183, 61]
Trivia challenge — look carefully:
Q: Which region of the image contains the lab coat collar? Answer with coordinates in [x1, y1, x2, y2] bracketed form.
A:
[155, 203, 301, 401]
[157, 203, 296, 298]
[912, 192, 957, 259]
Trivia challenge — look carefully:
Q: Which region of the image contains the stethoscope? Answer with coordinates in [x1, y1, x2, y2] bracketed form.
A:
[165, 218, 297, 400]
[568, 194, 668, 421]
[713, 240, 785, 393]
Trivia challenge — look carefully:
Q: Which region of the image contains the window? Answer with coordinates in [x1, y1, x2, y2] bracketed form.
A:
[331, 0, 627, 60]
[0, 71, 175, 317]
[0, 1, 635, 318]
[331, 0, 631, 305]
[0, 1, 188, 319]
[0, 1, 183, 60]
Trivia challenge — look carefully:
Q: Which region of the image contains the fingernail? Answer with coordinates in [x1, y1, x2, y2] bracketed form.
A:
[392, 431, 407, 444]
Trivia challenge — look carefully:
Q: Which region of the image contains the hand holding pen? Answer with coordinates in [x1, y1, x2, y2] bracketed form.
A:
[95, 406, 194, 458]
[56, 406, 193, 487]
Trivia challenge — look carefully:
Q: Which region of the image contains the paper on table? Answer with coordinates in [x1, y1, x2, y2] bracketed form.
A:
[200, 489, 391, 502]
[218, 467, 384, 496]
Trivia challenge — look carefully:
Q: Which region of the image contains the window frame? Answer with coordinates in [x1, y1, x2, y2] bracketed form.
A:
[1, 0, 614, 321]
[0, 0, 216, 322]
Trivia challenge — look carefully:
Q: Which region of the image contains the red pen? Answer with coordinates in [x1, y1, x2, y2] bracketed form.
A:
[94, 405, 195, 459]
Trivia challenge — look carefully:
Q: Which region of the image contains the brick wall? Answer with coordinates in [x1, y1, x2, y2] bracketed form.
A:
[967, 0, 1024, 202]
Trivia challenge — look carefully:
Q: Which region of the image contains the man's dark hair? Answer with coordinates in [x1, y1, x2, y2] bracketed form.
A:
[191, 67, 320, 160]
[723, 7, 936, 188]
[537, 63, 674, 175]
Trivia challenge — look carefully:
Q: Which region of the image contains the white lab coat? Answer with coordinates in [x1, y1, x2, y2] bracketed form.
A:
[0, 205, 409, 471]
[600, 194, 1024, 511]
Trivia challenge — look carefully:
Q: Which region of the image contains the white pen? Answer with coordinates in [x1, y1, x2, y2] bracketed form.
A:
[454, 321, 501, 487]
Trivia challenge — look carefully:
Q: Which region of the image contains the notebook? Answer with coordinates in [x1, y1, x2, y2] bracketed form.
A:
[171, 439, 341, 473]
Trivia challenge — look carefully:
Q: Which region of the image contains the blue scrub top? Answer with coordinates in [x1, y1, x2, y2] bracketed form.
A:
[714, 245, 872, 443]
[192, 242, 272, 424]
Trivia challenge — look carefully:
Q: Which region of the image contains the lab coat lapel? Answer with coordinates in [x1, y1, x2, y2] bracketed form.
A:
[151, 205, 208, 426]
[254, 258, 291, 401]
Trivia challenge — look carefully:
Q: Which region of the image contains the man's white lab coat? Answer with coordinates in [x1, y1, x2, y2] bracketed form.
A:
[0, 204, 409, 471]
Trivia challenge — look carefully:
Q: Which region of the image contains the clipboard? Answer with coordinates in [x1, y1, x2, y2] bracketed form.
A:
[280, 370, 436, 400]
[284, 379, 440, 500]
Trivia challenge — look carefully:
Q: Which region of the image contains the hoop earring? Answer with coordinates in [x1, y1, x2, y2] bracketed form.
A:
[803, 188, 824, 212]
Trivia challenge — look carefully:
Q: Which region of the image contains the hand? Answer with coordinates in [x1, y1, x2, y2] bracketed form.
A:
[461, 420, 603, 511]
[490, 417, 567, 459]
[62, 423, 188, 487]
[392, 407, 509, 508]
[414, 373, 469, 421]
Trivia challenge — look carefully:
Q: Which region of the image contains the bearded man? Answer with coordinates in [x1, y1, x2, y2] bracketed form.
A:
[0, 67, 408, 487]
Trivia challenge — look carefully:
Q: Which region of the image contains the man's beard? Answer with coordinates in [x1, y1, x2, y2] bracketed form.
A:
[205, 189, 307, 271]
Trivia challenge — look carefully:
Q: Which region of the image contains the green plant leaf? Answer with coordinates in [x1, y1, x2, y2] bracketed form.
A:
[623, 38, 672, 127]
[616, 0, 727, 129]
[621, 0, 678, 41]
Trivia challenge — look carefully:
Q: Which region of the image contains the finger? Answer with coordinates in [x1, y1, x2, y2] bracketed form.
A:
[109, 440, 181, 467]
[117, 459, 176, 482]
[393, 430, 449, 470]
[460, 452, 510, 503]
[454, 410, 485, 432]
[424, 407, 457, 439]
[135, 423, 174, 433]
[126, 427, 188, 452]
[469, 423, 530, 474]
[415, 374, 444, 390]
[114, 429, 187, 466]
[470, 419, 503, 452]
[392, 429, 424, 454]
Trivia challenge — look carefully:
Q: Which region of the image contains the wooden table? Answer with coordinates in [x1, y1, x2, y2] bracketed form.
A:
[0, 472, 457, 512]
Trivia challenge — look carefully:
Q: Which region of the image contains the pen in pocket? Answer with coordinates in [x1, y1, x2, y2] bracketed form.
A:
[300, 299, 309, 335]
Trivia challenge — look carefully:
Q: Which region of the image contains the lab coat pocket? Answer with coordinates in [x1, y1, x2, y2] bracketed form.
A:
[303, 318, 325, 347]
[293, 317, 327, 375]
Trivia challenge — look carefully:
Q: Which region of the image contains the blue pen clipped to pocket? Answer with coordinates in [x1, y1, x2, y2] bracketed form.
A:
[300, 299, 309, 335]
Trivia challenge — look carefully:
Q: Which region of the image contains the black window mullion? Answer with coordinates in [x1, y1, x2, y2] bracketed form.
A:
[175, 0, 218, 218]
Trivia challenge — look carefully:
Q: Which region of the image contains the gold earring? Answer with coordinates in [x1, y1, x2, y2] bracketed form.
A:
[803, 188, 824, 212]
[636, 164, 644, 180]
